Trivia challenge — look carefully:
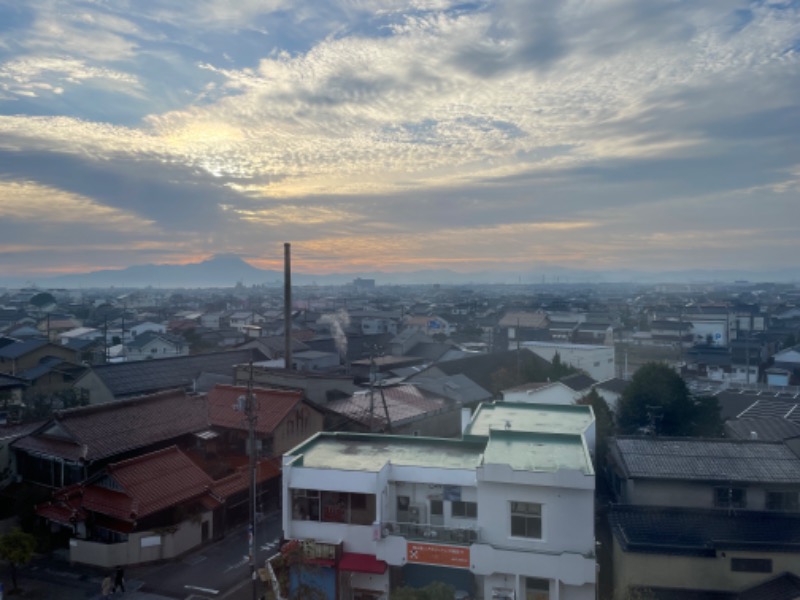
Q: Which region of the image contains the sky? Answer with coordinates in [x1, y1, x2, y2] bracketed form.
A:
[0, 0, 798, 279]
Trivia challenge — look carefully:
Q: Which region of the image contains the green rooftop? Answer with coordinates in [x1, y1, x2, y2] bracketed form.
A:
[483, 430, 594, 475]
[290, 433, 485, 472]
[465, 401, 594, 438]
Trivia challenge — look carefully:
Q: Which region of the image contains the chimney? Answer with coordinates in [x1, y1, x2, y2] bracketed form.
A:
[284, 242, 292, 370]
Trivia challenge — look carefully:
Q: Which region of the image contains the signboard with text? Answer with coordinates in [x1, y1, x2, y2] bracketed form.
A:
[406, 542, 470, 568]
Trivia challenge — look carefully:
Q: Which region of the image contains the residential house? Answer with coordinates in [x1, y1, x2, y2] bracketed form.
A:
[12, 389, 208, 489]
[403, 315, 454, 337]
[127, 321, 166, 341]
[608, 436, 800, 598]
[206, 384, 323, 461]
[74, 348, 263, 404]
[229, 311, 266, 333]
[324, 383, 465, 436]
[125, 331, 189, 362]
[279, 401, 596, 600]
[0, 373, 28, 424]
[773, 345, 800, 375]
[291, 350, 341, 373]
[649, 320, 693, 345]
[497, 311, 551, 348]
[36, 445, 279, 567]
[0, 338, 79, 376]
[519, 342, 614, 381]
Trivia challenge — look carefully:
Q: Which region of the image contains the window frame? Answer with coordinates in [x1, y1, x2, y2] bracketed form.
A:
[510, 501, 543, 540]
[713, 486, 747, 509]
[451, 500, 477, 519]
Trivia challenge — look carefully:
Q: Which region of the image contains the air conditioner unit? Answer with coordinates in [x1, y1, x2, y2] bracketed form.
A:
[408, 503, 427, 524]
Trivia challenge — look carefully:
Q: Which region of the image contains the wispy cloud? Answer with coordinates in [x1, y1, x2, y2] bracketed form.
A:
[0, 0, 797, 275]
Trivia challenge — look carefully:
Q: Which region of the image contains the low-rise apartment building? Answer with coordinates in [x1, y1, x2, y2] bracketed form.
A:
[280, 402, 596, 600]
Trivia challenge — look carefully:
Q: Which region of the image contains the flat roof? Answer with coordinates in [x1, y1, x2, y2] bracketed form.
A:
[465, 402, 593, 438]
[291, 433, 485, 472]
[484, 430, 593, 475]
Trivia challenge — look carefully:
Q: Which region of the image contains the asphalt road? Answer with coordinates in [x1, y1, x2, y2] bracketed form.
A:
[134, 511, 284, 598]
[8, 511, 284, 600]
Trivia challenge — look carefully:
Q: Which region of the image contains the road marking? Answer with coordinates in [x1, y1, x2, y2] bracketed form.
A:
[223, 555, 250, 573]
[184, 584, 219, 594]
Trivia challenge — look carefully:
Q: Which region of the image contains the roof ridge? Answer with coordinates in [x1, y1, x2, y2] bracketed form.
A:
[108, 444, 181, 471]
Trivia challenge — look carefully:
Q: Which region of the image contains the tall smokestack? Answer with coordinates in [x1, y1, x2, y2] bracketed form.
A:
[284, 242, 292, 370]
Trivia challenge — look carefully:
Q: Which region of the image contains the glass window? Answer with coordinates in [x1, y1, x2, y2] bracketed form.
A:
[766, 491, 799, 511]
[511, 501, 542, 539]
[430, 499, 443, 516]
[525, 577, 549, 600]
[451, 500, 477, 518]
[731, 558, 772, 573]
[714, 487, 746, 508]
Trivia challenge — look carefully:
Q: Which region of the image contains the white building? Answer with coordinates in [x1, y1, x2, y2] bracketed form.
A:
[517, 342, 615, 381]
[281, 402, 596, 600]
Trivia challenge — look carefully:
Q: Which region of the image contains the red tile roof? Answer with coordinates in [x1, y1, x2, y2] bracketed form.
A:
[13, 389, 208, 462]
[38, 446, 215, 527]
[211, 457, 281, 499]
[108, 446, 213, 518]
[207, 385, 303, 435]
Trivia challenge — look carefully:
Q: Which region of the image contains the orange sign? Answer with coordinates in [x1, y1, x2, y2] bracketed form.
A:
[406, 542, 470, 568]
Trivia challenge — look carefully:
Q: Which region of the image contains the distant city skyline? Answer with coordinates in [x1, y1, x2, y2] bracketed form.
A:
[0, 1, 798, 277]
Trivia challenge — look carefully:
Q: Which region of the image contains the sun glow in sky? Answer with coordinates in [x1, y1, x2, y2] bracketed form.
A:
[0, 0, 798, 279]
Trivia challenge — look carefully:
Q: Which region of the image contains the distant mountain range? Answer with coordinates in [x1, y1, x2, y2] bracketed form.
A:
[2, 254, 799, 288]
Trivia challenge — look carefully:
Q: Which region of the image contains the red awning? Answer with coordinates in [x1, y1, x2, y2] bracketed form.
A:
[338, 552, 387, 574]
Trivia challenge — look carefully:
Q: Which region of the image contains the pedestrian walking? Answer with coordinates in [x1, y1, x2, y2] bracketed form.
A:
[112, 566, 125, 593]
[101, 574, 112, 598]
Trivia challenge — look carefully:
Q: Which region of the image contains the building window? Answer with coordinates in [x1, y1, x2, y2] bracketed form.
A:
[714, 487, 746, 508]
[451, 501, 477, 518]
[511, 501, 542, 539]
[731, 558, 772, 573]
[525, 577, 549, 600]
[766, 491, 799, 511]
[291, 489, 375, 525]
[430, 500, 443, 517]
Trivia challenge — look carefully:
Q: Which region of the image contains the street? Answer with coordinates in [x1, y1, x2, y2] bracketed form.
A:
[8, 511, 284, 600]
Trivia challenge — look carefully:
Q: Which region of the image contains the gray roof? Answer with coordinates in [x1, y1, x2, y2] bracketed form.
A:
[85, 349, 262, 398]
[410, 373, 492, 405]
[0, 338, 48, 359]
[725, 417, 800, 442]
[610, 505, 800, 556]
[560, 373, 598, 392]
[127, 330, 184, 350]
[595, 377, 629, 394]
[612, 436, 800, 484]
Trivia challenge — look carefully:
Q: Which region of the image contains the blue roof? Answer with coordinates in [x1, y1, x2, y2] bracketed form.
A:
[0, 338, 48, 359]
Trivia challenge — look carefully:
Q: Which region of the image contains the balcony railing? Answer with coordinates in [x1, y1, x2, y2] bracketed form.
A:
[382, 521, 480, 545]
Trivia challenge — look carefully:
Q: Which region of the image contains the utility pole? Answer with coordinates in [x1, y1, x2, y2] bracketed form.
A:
[242, 364, 259, 600]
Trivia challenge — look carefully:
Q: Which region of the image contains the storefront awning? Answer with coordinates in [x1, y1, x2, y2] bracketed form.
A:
[338, 552, 387, 574]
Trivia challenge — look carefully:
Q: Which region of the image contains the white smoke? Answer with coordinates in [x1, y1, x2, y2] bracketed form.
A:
[320, 309, 351, 359]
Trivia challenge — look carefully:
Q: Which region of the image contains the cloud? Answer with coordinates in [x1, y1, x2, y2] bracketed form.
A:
[0, 0, 797, 275]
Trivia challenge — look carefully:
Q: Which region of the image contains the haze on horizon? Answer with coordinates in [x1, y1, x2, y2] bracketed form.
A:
[0, 0, 798, 278]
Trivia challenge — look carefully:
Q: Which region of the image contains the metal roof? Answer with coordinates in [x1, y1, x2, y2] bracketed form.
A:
[612, 437, 800, 484]
[85, 348, 260, 397]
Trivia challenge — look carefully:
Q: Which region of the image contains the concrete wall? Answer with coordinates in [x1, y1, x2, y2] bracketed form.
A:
[612, 536, 800, 599]
[70, 514, 212, 567]
[476, 480, 594, 556]
[519, 344, 615, 381]
[503, 385, 578, 406]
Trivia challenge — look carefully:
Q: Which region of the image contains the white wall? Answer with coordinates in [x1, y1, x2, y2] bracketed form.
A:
[502, 385, 578, 406]
[519, 344, 615, 381]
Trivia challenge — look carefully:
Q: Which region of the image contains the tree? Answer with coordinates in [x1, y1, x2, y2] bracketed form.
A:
[0, 528, 36, 592]
[617, 362, 720, 437]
